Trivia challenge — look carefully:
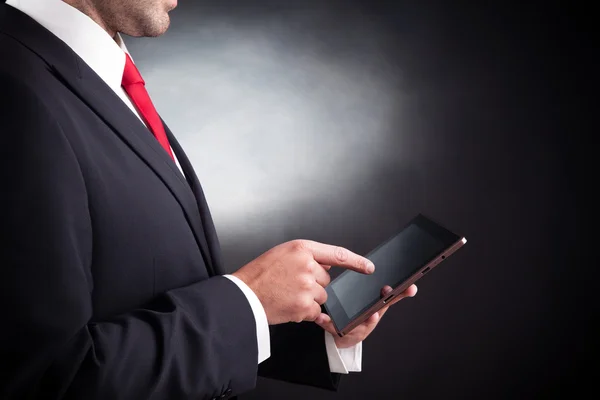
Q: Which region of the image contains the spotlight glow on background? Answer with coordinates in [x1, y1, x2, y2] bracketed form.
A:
[128, 11, 410, 234]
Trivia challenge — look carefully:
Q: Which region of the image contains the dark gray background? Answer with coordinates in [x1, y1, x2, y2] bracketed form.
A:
[125, 1, 591, 398]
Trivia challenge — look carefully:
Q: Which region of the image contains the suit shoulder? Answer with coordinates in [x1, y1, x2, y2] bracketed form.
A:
[0, 58, 64, 151]
[0, 31, 62, 119]
[0, 31, 58, 95]
[0, 65, 79, 174]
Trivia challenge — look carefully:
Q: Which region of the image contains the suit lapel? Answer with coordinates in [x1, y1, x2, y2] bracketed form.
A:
[164, 123, 224, 276]
[58, 67, 217, 276]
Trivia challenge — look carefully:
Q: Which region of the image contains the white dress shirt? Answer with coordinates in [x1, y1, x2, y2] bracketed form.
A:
[6, 0, 361, 374]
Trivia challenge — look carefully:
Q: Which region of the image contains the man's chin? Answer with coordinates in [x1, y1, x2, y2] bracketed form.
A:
[144, 14, 171, 37]
[155, 20, 171, 37]
[123, 20, 170, 38]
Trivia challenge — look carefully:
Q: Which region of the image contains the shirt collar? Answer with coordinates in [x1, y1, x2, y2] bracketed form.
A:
[6, 0, 131, 91]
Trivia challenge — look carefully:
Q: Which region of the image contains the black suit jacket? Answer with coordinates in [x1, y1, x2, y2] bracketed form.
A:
[0, 3, 340, 399]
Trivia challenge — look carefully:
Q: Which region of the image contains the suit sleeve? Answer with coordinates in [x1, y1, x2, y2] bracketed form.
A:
[0, 75, 258, 399]
[258, 322, 342, 391]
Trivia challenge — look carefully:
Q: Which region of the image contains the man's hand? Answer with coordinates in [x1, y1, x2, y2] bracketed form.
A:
[315, 284, 418, 348]
[232, 240, 374, 325]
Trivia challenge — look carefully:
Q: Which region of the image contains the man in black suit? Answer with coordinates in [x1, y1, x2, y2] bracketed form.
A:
[0, 0, 417, 399]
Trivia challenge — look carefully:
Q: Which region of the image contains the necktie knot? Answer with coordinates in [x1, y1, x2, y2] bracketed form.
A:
[122, 53, 145, 86]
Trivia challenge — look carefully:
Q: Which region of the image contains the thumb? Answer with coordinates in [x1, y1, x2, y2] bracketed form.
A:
[314, 313, 337, 335]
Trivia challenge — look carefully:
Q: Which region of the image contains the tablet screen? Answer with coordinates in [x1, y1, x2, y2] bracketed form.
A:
[330, 222, 447, 321]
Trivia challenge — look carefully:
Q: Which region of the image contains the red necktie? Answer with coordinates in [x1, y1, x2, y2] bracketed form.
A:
[121, 53, 174, 160]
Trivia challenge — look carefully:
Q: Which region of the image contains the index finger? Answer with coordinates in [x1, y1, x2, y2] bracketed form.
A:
[299, 240, 374, 274]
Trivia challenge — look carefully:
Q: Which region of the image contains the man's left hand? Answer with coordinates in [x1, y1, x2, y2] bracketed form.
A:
[314, 284, 418, 348]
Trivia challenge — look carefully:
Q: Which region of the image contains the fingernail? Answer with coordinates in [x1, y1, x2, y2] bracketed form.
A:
[316, 315, 324, 324]
[367, 262, 375, 273]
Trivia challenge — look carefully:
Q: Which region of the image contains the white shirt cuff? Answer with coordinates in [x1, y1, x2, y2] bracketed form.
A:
[223, 274, 271, 364]
[324, 331, 362, 374]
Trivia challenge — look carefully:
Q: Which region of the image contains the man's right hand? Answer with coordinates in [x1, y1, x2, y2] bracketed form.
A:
[232, 240, 374, 325]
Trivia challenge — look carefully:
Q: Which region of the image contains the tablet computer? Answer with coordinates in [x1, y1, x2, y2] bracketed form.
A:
[323, 214, 467, 336]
